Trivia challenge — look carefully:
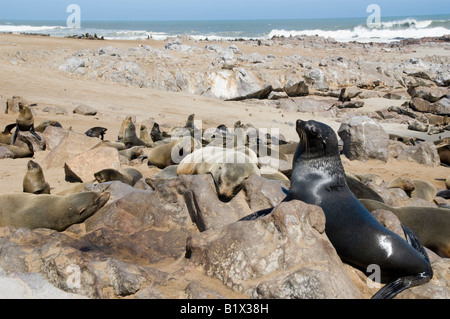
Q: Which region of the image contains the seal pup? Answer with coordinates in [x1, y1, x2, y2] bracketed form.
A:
[23, 160, 50, 194]
[12, 102, 41, 144]
[139, 124, 154, 146]
[243, 119, 433, 299]
[85, 127, 107, 140]
[94, 168, 143, 186]
[0, 192, 110, 231]
[177, 146, 260, 200]
[360, 198, 450, 258]
[338, 88, 351, 102]
[151, 122, 163, 142]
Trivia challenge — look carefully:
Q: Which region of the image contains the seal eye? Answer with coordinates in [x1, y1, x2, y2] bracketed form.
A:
[311, 126, 317, 135]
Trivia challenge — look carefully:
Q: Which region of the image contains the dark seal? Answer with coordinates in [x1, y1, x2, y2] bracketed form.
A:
[242, 119, 433, 299]
[85, 127, 107, 140]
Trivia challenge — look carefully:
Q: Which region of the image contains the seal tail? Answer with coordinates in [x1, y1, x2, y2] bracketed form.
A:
[372, 225, 433, 299]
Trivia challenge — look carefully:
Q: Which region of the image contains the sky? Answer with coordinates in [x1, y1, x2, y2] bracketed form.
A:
[0, 0, 449, 21]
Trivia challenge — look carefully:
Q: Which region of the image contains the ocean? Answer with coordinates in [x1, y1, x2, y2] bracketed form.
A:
[0, 14, 449, 43]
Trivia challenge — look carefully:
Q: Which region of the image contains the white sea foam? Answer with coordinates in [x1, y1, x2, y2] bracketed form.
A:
[0, 24, 64, 33]
[267, 25, 450, 43]
[1, 17, 448, 43]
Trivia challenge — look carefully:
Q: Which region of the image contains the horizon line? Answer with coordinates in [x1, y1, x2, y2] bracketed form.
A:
[1, 13, 449, 23]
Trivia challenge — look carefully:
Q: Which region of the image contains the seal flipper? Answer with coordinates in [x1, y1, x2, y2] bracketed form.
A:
[372, 225, 433, 299]
[12, 126, 19, 145]
[29, 125, 42, 141]
[402, 224, 431, 263]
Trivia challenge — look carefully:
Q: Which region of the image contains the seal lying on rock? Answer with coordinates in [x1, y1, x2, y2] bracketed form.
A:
[242, 119, 433, 299]
[177, 146, 260, 200]
[94, 168, 143, 186]
[0, 192, 110, 231]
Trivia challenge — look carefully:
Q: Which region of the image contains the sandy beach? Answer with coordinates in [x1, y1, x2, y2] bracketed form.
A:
[0, 33, 449, 194]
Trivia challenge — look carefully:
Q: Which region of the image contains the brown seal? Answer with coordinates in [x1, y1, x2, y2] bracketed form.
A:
[0, 192, 110, 231]
[123, 118, 149, 147]
[147, 136, 201, 169]
[12, 102, 41, 144]
[94, 168, 143, 186]
[23, 160, 50, 194]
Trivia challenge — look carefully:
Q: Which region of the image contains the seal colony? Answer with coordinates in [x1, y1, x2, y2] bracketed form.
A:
[242, 119, 434, 299]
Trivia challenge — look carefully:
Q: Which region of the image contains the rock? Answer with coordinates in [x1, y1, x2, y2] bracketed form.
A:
[432, 97, 450, 116]
[181, 174, 253, 231]
[58, 57, 86, 75]
[186, 200, 362, 298]
[41, 126, 71, 151]
[5, 96, 28, 114]
[397, 141, 441, 167]
[407, 86, 449, 103]
[268, 91, 289, 100]
[73, 104, 97, 116]
[84, 181, 152, 204]
[0, 267, 87, 299]
[242, 174, 287, 212]
[64, 146, 121, 182]
[43, 130, 101, 169]
[207, 69, 272, 101]
[409, 97, 433, 113]
[305, 68, 328, 92]
[283, 78, 309, 97]
[338, 116, 389, 162]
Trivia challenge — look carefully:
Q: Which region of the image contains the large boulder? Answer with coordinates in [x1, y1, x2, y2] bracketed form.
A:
[186, 200, 363, 298]
[338, 116, 390, 162]
[206, 69, 272, 101]
[64, 146, 121, 183]
[5, 96, 29, 114]
[397, 141, 441, 167]
[42, 131, 101, 169]
[407, 86, 449, 103]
